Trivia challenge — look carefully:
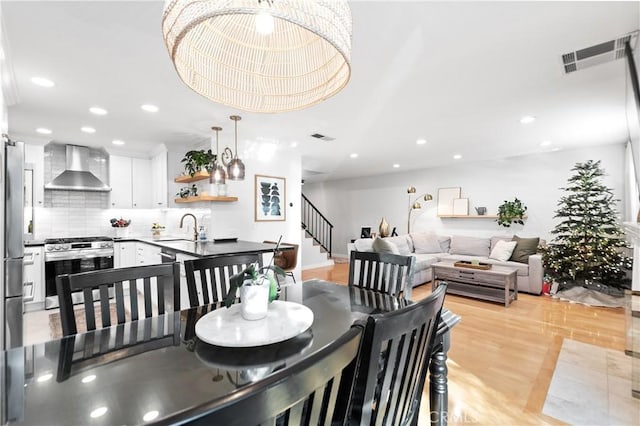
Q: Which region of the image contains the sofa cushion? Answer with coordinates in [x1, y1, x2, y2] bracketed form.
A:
[489, 240, 517, 262]
[410, 232, 442, 254]
[384, 235, 413, 255]
[372, 237, 400, 255]
[449, 236, 490, 257]
[483, 258, 530, 276]
[413, 253, 445, 271]
[510, 236, 540, 264]
[354, 238, 374, 252]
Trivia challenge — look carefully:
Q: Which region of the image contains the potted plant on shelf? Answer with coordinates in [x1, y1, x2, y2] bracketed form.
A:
[497, 198, 527, 227]
[181, 149, 215, 177]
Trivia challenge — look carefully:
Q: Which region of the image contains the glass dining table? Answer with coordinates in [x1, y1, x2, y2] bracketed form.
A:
[1, 280, 459, 425]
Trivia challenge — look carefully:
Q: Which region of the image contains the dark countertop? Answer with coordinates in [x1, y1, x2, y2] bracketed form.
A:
[114, 237, 286, 258]
[23, 240, 45, 247]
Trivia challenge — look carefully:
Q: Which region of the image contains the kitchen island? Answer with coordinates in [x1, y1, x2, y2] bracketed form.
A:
[116, 238, 287, 258]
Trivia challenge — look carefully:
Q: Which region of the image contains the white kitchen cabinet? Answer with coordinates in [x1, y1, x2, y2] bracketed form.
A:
[109, 155, 133, 208]
[114, 242, 136, 268]
[109, 155, 154, 209]
[136, 242, 161, 266]
[151, 150, 168, 208]
[24, 144, 44, 207]
[23, 246, 44, 311]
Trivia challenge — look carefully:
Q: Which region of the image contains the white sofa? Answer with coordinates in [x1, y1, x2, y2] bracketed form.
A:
[347, 233, 544, 295]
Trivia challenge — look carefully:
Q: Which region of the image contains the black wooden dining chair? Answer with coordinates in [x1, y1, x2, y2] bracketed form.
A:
[156, 326, 363, 426]
[55, 263, 180, 337]
[348, 251, 416, 299]
[349, 284, 448, 426]
[183, 253, 263, 307]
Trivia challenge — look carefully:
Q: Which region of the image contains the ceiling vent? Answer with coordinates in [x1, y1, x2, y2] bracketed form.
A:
[562, 31, 639, 74]
[310, 133, 335, 142]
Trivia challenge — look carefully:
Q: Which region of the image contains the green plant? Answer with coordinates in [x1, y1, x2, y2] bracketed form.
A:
[497, 198, 527, 227]
[181, 149, 215, 176]
[224, 264, 285, 308]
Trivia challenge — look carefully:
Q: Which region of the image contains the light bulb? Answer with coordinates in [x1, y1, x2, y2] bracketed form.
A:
[255, 11, 274, 34]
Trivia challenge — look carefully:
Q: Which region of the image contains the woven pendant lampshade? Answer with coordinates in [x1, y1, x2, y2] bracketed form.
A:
[161, 0, 352, 113]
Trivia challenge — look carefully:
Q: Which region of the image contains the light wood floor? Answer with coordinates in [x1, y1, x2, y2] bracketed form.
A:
[303, 263, 627, 425]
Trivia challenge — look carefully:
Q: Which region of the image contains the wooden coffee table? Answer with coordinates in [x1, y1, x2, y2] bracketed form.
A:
[432, 261, 518, 307]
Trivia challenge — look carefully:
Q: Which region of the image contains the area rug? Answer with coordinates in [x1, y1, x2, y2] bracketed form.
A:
[553, 286, 626, 308]
[49, 305, 120, 339]
[542, 339, 639, 425]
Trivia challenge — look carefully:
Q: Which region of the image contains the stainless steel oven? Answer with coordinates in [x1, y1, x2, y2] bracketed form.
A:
[44, 237, 114, 309]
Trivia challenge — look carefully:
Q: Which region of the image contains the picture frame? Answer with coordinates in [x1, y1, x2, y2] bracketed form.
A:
[453, 198, 469, 215]
[437, 187, 462, 216]
[255, 175, 286, 222]
[360, 227, 371, 238]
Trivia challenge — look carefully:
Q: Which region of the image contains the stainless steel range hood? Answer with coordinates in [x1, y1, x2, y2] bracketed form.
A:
[45, 145, 111, 192]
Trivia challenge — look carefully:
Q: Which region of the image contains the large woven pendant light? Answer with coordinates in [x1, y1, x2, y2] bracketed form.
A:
[161, 0, 352, 113]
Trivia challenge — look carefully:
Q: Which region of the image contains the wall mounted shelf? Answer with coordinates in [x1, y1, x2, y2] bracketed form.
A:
[174, 196, 238, 203]
[437, 214, 528, 220]
[174, 171, 210, 183]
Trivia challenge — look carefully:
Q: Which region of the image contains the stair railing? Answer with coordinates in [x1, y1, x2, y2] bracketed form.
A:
[301, 194, 333, 257]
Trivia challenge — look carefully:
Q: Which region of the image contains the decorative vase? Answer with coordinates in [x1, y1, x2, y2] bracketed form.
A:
[115, 227, 129, 238]
[240, 279, 269, 320]
[379, 217, 390, 238]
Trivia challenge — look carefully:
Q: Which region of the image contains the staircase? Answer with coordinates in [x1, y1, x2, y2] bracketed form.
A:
[301, 194, 334, 270]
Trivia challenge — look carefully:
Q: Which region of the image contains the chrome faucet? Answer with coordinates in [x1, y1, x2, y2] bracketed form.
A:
[179, 213, 198, 241]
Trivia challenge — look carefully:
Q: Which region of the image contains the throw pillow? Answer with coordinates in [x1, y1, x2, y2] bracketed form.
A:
[411, 232, 443, 254]
[384, 235, 412, 255]
[449, 236, 491, 257]
[372, 237, 400, 255]
[489, 240, 518, 262]
[510, 235, 540, 263]
[354, 238, 374, 252]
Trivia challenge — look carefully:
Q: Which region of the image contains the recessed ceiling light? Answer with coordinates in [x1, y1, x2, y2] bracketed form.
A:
[289, 141, 298, 148]
[89, 106, 108, 115]
[540, 140, 552, 147]
[90, 407, 108, 418]
[350, 153, 358, 158]
[140, 104, 159, 113]
[551, 147, 561, 152]
[393, 163, 400, 168]
[112, 140, 125, 146]
[30, 77, 54, 88]
[36, 128, 52, 135]
[520, 115, 536, 124]
[453, 154, 462, 160]
[416, 139, 427, 145]
[81, 126, 96, 134]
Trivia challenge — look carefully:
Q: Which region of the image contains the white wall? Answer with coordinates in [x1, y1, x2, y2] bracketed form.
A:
[304, 144, 626, 257]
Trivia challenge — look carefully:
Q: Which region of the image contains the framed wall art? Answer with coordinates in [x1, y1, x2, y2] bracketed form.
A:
[437, 187, 461, 216]
[255, 175, 286, 222]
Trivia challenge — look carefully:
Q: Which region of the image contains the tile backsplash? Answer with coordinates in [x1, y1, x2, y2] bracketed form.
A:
[33, 207, 211, 240]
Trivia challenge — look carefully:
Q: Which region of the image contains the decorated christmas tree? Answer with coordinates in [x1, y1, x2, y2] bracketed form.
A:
[542, 160, 632, 289]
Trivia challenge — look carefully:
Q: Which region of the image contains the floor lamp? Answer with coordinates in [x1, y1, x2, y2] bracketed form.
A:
[407, 186, 433, 233]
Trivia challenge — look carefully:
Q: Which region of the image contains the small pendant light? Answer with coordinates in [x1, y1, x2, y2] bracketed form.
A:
[210, 126, 226, 185]
[226, 115, 245, 181]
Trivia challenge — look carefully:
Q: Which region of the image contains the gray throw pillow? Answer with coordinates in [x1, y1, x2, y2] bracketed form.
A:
[354, 238, 374, 252]
[410, 232, 443, 254]
[372, 237, 400, 255]
[510, 235, 540, 263]
[384, 235, 412, 255]
[449, 235, 490, 257]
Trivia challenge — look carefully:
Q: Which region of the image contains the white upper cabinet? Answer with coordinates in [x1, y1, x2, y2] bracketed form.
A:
[109, 155, 134, 208]
[151, 150, 168, 208]
[24, 144, 44, 207]
[131, 158, 152, 208]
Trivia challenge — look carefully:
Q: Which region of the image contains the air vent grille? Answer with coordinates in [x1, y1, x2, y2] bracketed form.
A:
[562, 31, 638, 74]
[309, 133, 335, 141]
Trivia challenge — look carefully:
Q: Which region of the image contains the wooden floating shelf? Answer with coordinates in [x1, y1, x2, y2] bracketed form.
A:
[437, 215, 528, 219]
[174, 171, 210, 183]
[174, 196, 238, 203]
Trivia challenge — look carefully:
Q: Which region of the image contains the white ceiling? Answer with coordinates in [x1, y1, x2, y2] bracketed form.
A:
[3, 1, 640, 182]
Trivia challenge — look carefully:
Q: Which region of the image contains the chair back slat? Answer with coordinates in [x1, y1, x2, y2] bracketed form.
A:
[349, 284, 447, 426]
[348, 251, 415, 299]
[183, 254, 263, 308]
[114, 282, 126, 323]
[55, 263, 180, 337]
[156, 327, 363, 425]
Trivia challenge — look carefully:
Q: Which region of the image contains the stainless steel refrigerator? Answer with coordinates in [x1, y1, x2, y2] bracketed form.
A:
[1, 135, 23, 350]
